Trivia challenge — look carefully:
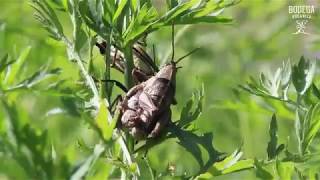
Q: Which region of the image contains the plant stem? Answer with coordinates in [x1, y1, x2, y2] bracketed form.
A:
[61, 37, 138, 175]
[122, 45, 136, 154]
[123, 44, 135, 89]
[102, 38, 112, 102]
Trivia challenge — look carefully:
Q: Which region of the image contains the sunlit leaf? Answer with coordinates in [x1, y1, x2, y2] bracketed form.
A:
[276, 161, 294, 180]
[96, 100, 117, 141]
[112, 0, 128, 24]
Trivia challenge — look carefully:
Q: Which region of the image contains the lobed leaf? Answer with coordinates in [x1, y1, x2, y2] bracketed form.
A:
[292, 56, 316, 95]
[267, 114, 283, 159]
[178, 85, 204, 129]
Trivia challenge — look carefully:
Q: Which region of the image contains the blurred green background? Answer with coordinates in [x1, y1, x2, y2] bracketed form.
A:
[0, 0, 319, 179]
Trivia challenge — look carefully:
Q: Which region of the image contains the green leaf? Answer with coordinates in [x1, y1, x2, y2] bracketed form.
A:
[123, 4, 158, 45]
[0, 54, 14, 73]
[78, 0, 111, 39]
[168, 124, 220, 173]
[302, 102, 320, 153]
[130, 0, 138, 13]
[295, 109, 303, 154]
[207, 149, 254, 176]
[292, 56, 316, 95]
[175, 16, 232, 25]
[5, 46, 31, 85]
[267, 114, 283, 159]
[276, 161, 294, 180]
[95, 100, 116, 141]
[166, 0, 178, 9]
[32, 0, 64, 40]
[311, 84, 320, 100]
[178, 85, 204, 129]
[11, 63, 61, 90]
[112, 0, 128, 24]
[254, 159, 273, 179]
[191, 1, 219, 18]
[280, 60, 291, 90]
[70, 143, 105, 180]
[157, 0, 199, 25]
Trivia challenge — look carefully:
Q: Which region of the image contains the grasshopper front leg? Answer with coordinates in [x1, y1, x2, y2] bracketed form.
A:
[148, 108, 171, 138]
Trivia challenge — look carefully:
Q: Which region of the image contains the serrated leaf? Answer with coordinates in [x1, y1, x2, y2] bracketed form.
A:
[124, 4, 158, 45]
[78, 0, 111, 39]
[292, 56, 316, 95]
[168, 124, 220, 172]
[178, 86, 204, 129]
[267, 114, 279, 159]
[130, 0, 138, 13]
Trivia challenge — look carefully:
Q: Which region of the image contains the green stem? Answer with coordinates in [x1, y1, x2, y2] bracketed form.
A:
[61, 36, 138, 175]
[101, 40, 112, 102]
[122, 45, 135, 154]
[123, 44, 134, 89]
[87, 31, 93, 74]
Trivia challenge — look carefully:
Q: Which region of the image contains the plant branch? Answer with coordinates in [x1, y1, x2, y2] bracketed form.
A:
[123, 45, 135, 89]
[61, 36, 138, 176]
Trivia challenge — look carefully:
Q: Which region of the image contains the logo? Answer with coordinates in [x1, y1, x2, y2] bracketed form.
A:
[288, 5, 316, 35]
[292, 20, 309, 35]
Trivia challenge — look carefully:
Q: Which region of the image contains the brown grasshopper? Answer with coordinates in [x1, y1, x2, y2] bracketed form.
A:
[95, 40, 158, 83]
[120, 49, 199, 139]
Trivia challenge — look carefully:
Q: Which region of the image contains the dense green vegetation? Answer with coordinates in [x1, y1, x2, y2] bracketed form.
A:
[0, 0, 320, 179]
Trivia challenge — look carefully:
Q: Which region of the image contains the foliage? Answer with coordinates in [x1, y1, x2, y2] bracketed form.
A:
[1, 0, 320, 179]
[240, 57, 320, 178]
[1, 0, 240, 179]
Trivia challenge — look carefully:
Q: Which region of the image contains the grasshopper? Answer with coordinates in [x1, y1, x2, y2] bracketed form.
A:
[95, 40, 158, 83]
[120, 49, 199, 139]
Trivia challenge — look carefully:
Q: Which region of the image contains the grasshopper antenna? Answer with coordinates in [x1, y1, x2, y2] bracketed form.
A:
[174, 48, 200, 64]
[171, 22, 175, 62]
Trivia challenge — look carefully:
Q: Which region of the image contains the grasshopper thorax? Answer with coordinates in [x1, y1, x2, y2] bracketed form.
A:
[155, 63, 177, 80]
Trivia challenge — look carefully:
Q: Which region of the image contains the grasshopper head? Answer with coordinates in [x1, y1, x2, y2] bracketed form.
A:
[155, 63, 177, 80]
